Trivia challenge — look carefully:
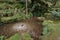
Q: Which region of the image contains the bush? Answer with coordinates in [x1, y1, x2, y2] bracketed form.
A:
[43, 20, 55, 35]
[1, 13, 33, 24]
[50, 11, 60, 19]
[45, 11, 60, 20]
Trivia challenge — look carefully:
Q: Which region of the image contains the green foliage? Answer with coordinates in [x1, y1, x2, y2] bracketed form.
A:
[6, 33, 32, 40]
[44, 13, 53, 19]
[1, 13, 33, 24]
[8, 33, 21, 40]
[23, 33, 32, 40]
[0, 0, 33, 24]
[30, 1, 48, 16]
[42, 20, 60, 40]
[43, 20, 60, 36]
[45, 10, 60, 20]
[43, 20, 54, 35]
[51, 11, 60, 19]
[0, 0, 60, 40]
[0, 36, 5, 40]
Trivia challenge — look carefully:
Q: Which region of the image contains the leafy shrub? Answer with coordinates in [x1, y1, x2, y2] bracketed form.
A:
[42, 20, 60, 40]
[1, 13, 33, 24]
[50, 11, 60, 19]
[44, 13, 54, 19]
[45, 11, 60, 20]
[43, 20, 55, 35]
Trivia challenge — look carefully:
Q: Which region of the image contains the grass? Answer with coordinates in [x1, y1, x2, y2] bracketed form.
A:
[23, 33, 32, 40]
[42, 20, 60, 40]
[6, 33, 21, 40]
[6, 33, 32, 40]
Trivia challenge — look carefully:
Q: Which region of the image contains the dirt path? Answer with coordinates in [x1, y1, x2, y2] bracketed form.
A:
[0, 18, 43, 40]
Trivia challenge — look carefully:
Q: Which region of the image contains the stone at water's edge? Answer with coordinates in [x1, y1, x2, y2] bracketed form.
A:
[0, 17, 43, 40]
